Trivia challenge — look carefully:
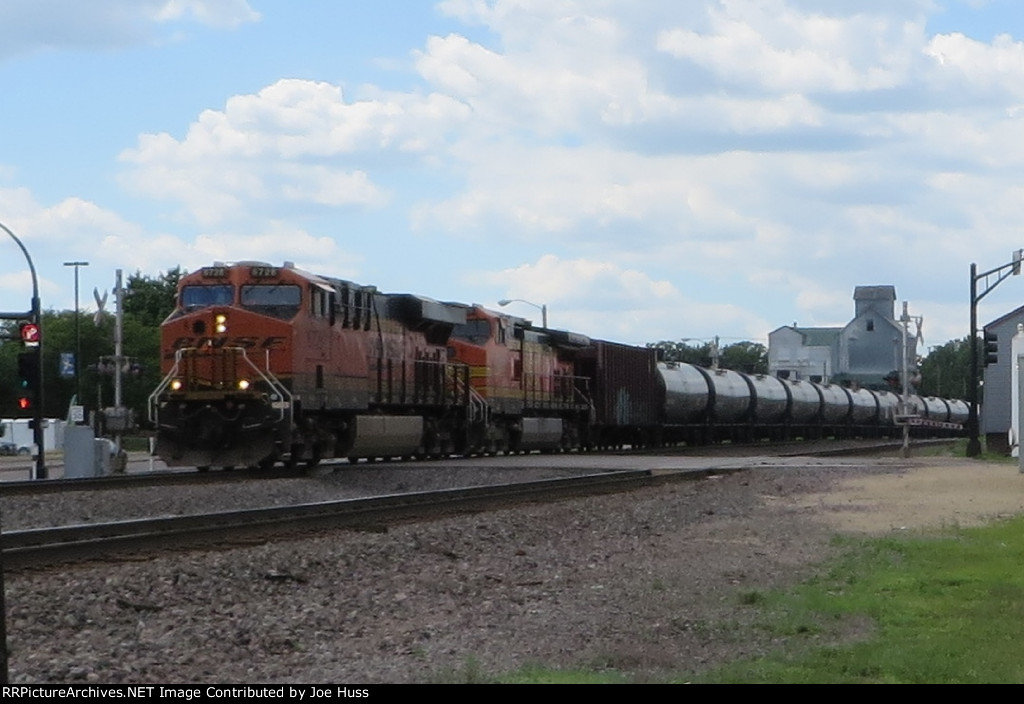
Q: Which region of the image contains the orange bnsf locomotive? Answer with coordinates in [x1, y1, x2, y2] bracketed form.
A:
[149, 261, 620, 469]
[149, 261, 966, 470]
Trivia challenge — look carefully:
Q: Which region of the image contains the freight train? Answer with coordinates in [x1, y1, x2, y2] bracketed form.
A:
[148, 262, 966, 470]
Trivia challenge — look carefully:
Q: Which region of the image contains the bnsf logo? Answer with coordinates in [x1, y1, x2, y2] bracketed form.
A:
[166, 336, 287, 357]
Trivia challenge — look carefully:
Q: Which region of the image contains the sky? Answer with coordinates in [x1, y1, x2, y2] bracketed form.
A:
[2, 0, 1024, 351]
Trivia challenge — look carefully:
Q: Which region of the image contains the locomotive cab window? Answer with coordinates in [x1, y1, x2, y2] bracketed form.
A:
[452, 319, 492, 345]
[181, 285, 234, 310]
[240, 284, 301, 319]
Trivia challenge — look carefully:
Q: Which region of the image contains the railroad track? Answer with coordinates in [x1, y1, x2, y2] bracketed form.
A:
[0, 437, 955, 496]
[3, 469, 696, 569]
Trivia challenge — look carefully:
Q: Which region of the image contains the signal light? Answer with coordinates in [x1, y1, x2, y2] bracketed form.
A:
[18, 397, 31, 411]
[17, 350, 39, 391]
[984, 330, 999, 366]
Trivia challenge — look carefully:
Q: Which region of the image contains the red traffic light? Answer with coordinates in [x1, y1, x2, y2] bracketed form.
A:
[20, 322, 40, 345]
[18, 397, 31, 410]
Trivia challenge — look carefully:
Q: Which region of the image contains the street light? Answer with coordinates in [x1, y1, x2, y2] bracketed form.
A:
[497, 298, 548, 328]
[63, 261, 89, 404]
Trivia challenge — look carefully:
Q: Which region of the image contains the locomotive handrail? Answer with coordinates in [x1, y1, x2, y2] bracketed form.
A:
[148, 347, 293, 428]
[449, 366, 490, 425]
[148, 355, 183, 424]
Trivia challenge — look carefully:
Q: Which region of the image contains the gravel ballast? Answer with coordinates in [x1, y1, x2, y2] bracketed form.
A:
[3, 456, 1019, 683]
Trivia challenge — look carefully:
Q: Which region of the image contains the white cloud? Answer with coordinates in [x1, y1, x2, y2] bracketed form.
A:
[0, 186, 363, 311]
[120, 79, 470, 225]
[656, 0, 926, 93]
[467, 253, 771, 342]
[925, 32, 1024, 94]
[0, 0, 259, 60]
[154, 0, 259, 28]
[478, 253, 677, 304]
[15, 0, 1024, 345]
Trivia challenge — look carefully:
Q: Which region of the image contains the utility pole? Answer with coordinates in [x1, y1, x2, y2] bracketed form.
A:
[110, 269, 129, 471]
[900, 302, 923, 459]
[64, 261, 88, 403]
[968, 251, 1023, 456]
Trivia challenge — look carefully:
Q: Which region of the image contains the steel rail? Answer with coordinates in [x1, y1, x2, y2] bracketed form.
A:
[1, 470, 656, 568]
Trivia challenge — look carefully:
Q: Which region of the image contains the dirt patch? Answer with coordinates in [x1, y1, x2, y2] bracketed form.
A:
[794, 457, 1024, 534]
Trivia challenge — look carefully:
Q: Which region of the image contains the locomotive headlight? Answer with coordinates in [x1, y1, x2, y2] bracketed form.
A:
[170, 378, 183, 392]
[215, 314, 228, 334]
[237, 379, 251, 391]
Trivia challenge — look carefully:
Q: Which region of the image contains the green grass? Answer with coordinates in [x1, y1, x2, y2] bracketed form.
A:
[690, 516, 1024, 683]
[926, 436, 1016, 462]
[484, 515, 1024, 684]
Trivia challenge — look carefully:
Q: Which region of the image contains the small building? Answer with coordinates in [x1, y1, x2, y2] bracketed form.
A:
[767, 326, 839, 381]
[768, 285, 916, 390]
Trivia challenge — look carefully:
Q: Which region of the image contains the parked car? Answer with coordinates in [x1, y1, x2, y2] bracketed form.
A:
[0, 442, 30, 456]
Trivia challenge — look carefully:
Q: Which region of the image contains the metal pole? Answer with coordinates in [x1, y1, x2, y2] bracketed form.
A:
[968, 263, 981, 457]
[114, 269, 124, 412]
[901, 302, 910, 459]
[1018, 351, 1024, 473]
[64, 261, 88, 403]
[0, 221, 45, 479]
[113, 269, 125, 470]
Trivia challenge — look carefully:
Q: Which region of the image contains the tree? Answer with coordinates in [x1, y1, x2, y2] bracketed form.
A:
[124, 267, 181, 327]
[647, 339, 768, 374]
[720, 341, 768, 375]
[647, 340, 713, 366]
[918, 337, 976, 399]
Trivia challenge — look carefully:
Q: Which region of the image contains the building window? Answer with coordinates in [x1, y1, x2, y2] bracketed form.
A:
[866, 319, 874, 332]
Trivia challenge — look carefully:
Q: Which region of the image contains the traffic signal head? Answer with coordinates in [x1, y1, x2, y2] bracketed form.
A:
[17, 350, 39, 390]
[14, 349, 40, 416]
[984, 330, 999, 366]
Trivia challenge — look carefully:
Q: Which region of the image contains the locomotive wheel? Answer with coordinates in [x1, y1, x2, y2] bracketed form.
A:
[286, 444, 303, 471]
[306, 444, 321, 469]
